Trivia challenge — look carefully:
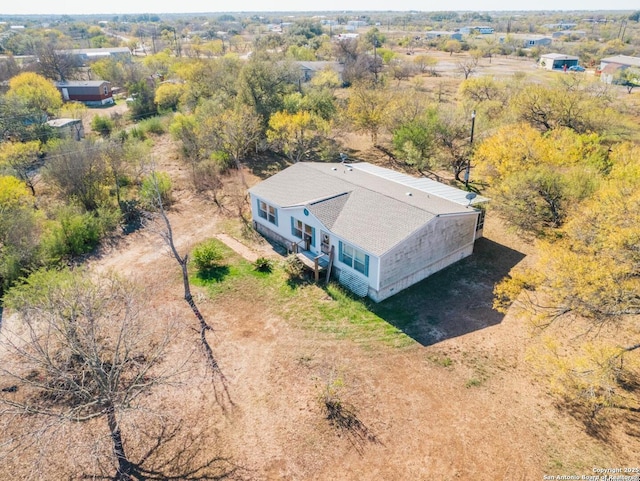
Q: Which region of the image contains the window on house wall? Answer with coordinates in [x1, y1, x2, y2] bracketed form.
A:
[257, 200, 278, 225]
[291, 218, 315, 247]
[339, 241, 369, 276]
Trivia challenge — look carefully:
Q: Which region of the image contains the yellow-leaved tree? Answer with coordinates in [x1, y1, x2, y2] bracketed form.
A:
[494, 142, 640, 421]
[0, 140, 42, 195]
[267, 110, 329, 163]
[346, 84, 391, 145]
[474, 123, 607, 236]
[0, 175, 42, 294]
[7, 72, 63, 115]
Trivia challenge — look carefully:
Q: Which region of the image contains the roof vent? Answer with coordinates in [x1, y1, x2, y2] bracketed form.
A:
[406, 192, 413, 196]
[331, 167, 337, 171]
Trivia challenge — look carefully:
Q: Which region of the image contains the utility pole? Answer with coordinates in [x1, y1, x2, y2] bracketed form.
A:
[464, 110, 476, 189]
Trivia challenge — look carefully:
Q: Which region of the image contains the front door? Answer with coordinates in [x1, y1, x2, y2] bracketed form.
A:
[321, 231, 330, 255]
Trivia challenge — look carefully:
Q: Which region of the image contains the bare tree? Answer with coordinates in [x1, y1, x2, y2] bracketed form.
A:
[433, 109, 475, 183]
[143, 170, 231, 405]
[36, 44, 80, 82]
[0, 269, 176, 481]
[457, 56, 479, 80]
[44, 139, 110, 211]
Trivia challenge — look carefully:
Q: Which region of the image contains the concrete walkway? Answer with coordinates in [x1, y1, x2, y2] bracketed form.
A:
[214, 233, 260, 262]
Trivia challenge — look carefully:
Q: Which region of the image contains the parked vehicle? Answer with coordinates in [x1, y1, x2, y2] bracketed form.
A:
[568, 65, 586, 72]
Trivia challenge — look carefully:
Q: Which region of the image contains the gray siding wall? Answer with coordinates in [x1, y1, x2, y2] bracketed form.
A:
[372, 213, 477, 302]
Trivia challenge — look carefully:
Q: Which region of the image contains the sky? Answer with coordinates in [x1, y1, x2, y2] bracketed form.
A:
[1, 0, 638, 16]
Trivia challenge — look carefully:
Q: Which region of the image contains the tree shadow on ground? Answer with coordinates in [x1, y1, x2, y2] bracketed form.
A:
[324, 397, 382, 456]
[196, 265, 231, 283]
[370, 238, 526, 346]
[82, 416, 247, 481]
[247, 152, 290, 180]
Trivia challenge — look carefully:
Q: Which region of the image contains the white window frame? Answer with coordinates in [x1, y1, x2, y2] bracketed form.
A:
[258, 200, 277, 225]
[339, 241, 369, 276]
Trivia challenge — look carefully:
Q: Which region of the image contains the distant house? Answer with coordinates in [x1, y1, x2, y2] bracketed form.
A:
[544, 22, 578, 29]
[55, 47, 131, 66]
[296, 61, 343, 83]
[599, 56, 640, 84]
[459, 26, 494, 35]
[425, 31, 463, 41]
[249, 162, 488, 302]
[599, 55, 640, 70]
[347, 20, 368, 28]
[551, 30, 586, 39]
[54, 80, 114, 106]
[523, 37, 552, 48]
[335, 33, 359, 40]
[46, 118, 84, 141]
[538, 53, 579, 70]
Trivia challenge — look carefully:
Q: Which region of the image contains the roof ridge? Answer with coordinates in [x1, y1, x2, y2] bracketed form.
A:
[308, 191, 351, 206]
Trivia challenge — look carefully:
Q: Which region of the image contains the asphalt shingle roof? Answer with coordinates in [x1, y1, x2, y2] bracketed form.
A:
[249, 162, 479, 256]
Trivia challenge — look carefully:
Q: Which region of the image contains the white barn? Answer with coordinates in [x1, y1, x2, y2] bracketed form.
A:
[249, 162, 487, 302]
[538, 53, 579, 70]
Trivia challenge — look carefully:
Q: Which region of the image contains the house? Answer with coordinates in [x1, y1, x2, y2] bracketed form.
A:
[335, 33, 359, 40]
[599, 55, 640, 70]
[551, 30, 586, 39]
[523, 37, 552, 48]
[45, 118, 84, 140]
[249, 162, 488, 302]
[425, 31, 463, 41]
[599, 56, 640, 84]
[55, 47, 131, 66]
[296, 61, 343, 83]
[538, 53, 579, 70]
[459, 26, 494, 35]
[347, 20, 368, 28]
[54, 80, 114, 106]
[544, 22, 578, 29]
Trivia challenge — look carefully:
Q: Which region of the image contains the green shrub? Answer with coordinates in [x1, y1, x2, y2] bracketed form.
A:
[191, 239, 224, 271]
[129, 126, 146, 140]
[138, 117, 165, 135]
[118, 199, 143, 228]
[210, 150, 234, 172]
[43, 207, 101, 262]
[91, 115, 115, 137]
[115, 129, 130, 142]
[140, 172, 173, 209]
[283, 254, 305, 280]
[254, 257, 273, 272]
[95, 204, 123, 234]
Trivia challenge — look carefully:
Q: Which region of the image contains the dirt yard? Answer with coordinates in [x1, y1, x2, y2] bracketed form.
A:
[67, 134, 636, 481]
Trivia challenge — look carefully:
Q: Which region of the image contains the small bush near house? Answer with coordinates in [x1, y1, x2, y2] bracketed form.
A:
[254, 257, 273, 272]
[192, 239, 224, 272]
[283, 254, 305, 281]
